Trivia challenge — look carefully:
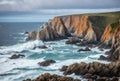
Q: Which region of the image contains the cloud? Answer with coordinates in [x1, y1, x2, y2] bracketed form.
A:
[0, 0, 120, 12]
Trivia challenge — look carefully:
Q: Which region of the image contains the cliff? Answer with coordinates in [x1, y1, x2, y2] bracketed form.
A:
[26, 12, 120, 43]
[100, 21, 120, 46]
[51, 17, 70, 37]
[100, 25, 114, 46]
[107, 24, 120, 61]
[26, 17, 70, 41]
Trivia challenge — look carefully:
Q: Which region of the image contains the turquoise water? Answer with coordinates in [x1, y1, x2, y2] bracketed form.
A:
[0, 22, 109, 81]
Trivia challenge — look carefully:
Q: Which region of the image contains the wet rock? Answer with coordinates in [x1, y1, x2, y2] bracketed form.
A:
[38, 59, 56, 66]
[23, 73, 81, 81]
[38, 45, 48, 49]
[24, 31, 29, 34]
[102, 24, 120, 62]
[78, 47, 91, 52]
[60, 65, 68, 71]
[98, 55, 108, 60]
[26, 31, 37, 41]
[0, 53, 4, 55]
[9, 54, 25, 59]
[65, 37, 81, 44]
[98, 48, 104, 51]
[76, 40, 88, 46]
[61, 62, 120, 80]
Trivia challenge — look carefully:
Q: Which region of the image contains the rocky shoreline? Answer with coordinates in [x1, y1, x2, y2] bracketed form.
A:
[22, 12, 120, 81]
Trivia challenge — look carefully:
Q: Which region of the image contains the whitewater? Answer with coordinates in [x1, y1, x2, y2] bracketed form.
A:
[0, 22, 110, 81]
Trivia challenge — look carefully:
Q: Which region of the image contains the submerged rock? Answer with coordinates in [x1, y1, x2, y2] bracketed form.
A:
[77, 47, 91, 52]
[38, 59, 56, 66]
[98, 55, 108, 60]
[9, 54, 25, 59]
[38, 45, 48, 49]
[24, 31, 29, 34]
[23, 73, 81, 81]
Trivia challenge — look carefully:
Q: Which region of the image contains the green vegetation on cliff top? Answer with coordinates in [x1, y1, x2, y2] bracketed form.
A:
[61, 11, 120, 32]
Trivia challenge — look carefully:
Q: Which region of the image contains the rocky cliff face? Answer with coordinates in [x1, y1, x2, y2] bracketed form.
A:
[51, 17, 70, 37]
[100, 21, 120, 47]
[75, 16, 89, 37]
[101, 25, 114, 46]
[107, 25, 120, 61]
[62, 15, 98, 42]
[26, 17, 70, 41]
[36, 24, 60, 41]
[61, 15, 82, 32]
[27, 13, 118, 42]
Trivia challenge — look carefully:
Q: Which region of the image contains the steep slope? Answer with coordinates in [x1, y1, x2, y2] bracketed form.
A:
[36, 24, 60, 41]
[27, 11, 120, 42]
[51, 17, 70, 37]
[107, 24, 120, 61]
[100, 21, 119, 46]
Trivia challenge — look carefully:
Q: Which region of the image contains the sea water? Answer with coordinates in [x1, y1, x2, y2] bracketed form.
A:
[0, 22, 109, 81]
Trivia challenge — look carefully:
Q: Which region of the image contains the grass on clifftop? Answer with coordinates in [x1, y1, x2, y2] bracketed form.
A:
[110, 21, 119, 33]
[87, 11, 120, 32]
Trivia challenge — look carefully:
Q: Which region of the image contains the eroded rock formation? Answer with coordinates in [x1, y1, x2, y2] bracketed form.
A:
[106, 24, 120, 61]
[61, 62, 120, 80]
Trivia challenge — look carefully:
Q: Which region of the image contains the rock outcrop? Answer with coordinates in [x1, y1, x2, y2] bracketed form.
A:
[106, 24, 120, 61]
[51, 17, 70, 37]
[100, 21, 120, 47]
[26, 17, 70, 41]
[38, 59, 56, 66]
[27, 13, 119, 43]
[26, 31, 37, 41]
[65, 37, 81, 44]
[61, 62, 120, 80]
[36, 24, 60, 41]
[62, 15, 82, 32]
[23, 73, 81, 81]
[9, 54, 25, 59]
[100, 25, 114, 46]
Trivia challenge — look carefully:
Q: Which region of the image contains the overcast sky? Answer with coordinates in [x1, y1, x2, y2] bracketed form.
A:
[0, 0, 120, 12]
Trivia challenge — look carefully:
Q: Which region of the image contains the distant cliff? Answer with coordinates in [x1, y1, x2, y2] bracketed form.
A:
[26, 12, 120, 43]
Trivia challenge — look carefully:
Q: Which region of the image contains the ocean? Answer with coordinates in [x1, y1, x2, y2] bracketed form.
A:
[0, 22, 109, 81]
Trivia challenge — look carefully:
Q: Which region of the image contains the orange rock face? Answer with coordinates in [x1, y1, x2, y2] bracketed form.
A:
[84, 22, 97, 42]
[101, 25, 114, 45]
[51, 17, 70, 37]
[62, 15, 82, 32]
[75, 16, 89, 37]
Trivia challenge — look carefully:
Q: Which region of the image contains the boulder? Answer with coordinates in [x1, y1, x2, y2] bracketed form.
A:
[9, 54, 25, 59]
[38, 59, 56, 66]
[60, 65, 68, 71]
[98, 55, 108, 60]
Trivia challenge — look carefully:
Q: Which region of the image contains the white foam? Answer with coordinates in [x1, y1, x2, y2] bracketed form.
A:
[18, 32, 24, 35]
[0, 40, 44, 53]
[0, 58, 44, 74]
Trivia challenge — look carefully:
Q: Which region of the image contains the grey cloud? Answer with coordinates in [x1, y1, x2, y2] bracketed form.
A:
[0, 0, 120, 11]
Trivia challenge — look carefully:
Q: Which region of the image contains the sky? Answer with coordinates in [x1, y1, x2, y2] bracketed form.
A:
[0, 0, 120, 22]
[0, 0, 120, 12]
